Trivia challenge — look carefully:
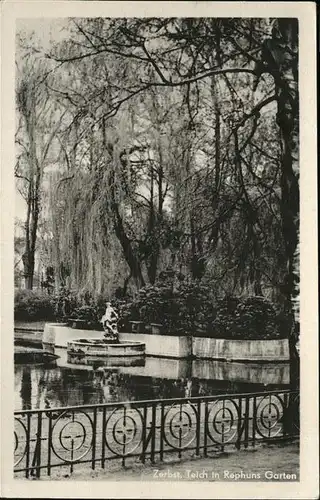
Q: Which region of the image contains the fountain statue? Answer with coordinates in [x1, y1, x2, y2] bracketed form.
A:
[100, 302, 119, 343]
[66, 300, 146, 359]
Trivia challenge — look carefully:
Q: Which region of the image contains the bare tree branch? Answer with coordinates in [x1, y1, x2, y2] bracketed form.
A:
[142, 65, 257, 87]
[15, 173, 31, 183]
[55, 174, 75, 189]
[233, 95, 277, 130]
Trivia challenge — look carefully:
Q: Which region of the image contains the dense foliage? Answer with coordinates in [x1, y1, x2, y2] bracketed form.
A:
[14, 285, 283, 339]
[116, 279, 217, 334]
[14, 289, 56, 322]
[212, 295, 283, 339]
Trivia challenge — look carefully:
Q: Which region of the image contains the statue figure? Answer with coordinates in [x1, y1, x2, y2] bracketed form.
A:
[100, 302, 119, 343]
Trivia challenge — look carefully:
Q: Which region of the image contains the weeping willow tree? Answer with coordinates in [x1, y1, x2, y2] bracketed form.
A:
[48, 120, 132, 297]
[46, 86, 173, 294]
[15, 49, 65, 289]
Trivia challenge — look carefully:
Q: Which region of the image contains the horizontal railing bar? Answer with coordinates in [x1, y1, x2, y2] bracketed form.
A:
[14, 389, 297, 416]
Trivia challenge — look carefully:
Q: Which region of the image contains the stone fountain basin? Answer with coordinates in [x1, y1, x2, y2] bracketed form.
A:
[67, 338, 146, 357]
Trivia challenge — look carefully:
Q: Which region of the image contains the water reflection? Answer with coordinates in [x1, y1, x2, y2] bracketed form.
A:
[67, 353, 145, 368]
[14, 348, 290, 410]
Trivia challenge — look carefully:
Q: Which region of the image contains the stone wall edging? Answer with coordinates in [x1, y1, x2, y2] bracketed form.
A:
[43, 323, 290, 362]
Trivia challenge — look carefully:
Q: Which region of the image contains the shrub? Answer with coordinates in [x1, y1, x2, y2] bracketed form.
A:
[212, 295, 282, 339]
[211, 296, 241, 337]
[138, 285, 175, 330]
[235, 296, 281, 339]
[15, 288, 106, 326]
[114, 290, 284, 339]
[69, 305, 94, 321]
[14, 289, 56, 322]
[68, 305, 103, 330]
[113, 298, 138, 332]
[175, 281, 217, 333]
[52, 288, 79, 322]
[119, 280, 217, 334]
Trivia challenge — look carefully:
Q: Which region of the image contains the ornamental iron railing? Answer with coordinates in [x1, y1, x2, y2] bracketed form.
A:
[14, 390, 299, 478]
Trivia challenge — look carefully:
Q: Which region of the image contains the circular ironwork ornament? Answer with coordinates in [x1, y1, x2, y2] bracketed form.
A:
[206, 399, 239, 444]
[255, 394, 284, 438]
[104, 407, 143, 457]
[51, 410, 93, 463]
[163, 403, 198, 450]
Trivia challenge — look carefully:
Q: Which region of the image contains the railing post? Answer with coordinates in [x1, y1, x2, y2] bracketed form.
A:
[91, 408, 97, 470]
[244, 396, 250, 449]
[220, 399, 226, 453]
[203, 401, 209, 457]
[30, 411, 43, 478]
[236, 397, 243, 450]
[283, 392, 289, 436]
[101, 406, 106, 469]
[150, 403, 157, 464]
[47, 412, 52, 476]
[122, 406, 127, 467]
[70, 438, 74, 474]
[195, 400, 201, 456]
[25, 414, 31, 478]
[252, 396, 257, 448]
[140, 406, 148, 464]
[178, 403, 182, 459]
[159, 403, 165, 462]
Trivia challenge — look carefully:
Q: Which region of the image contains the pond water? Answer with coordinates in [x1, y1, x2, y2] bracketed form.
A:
[14, 348, 291, 410]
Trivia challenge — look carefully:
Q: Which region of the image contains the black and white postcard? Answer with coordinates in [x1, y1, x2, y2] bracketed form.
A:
[1, 1, 318, 499]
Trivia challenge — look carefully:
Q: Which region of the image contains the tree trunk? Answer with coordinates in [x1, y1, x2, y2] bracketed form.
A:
[146, 159, 158, 284]
[259, 19, 299, 388]
[22, 184, 40, 290]
[274, 21, 299, 385]
[102, 120, 145, 290]
[22, 249, 34, 289]
[22, 184, 33, 289]
[111, 199, 145, 290]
